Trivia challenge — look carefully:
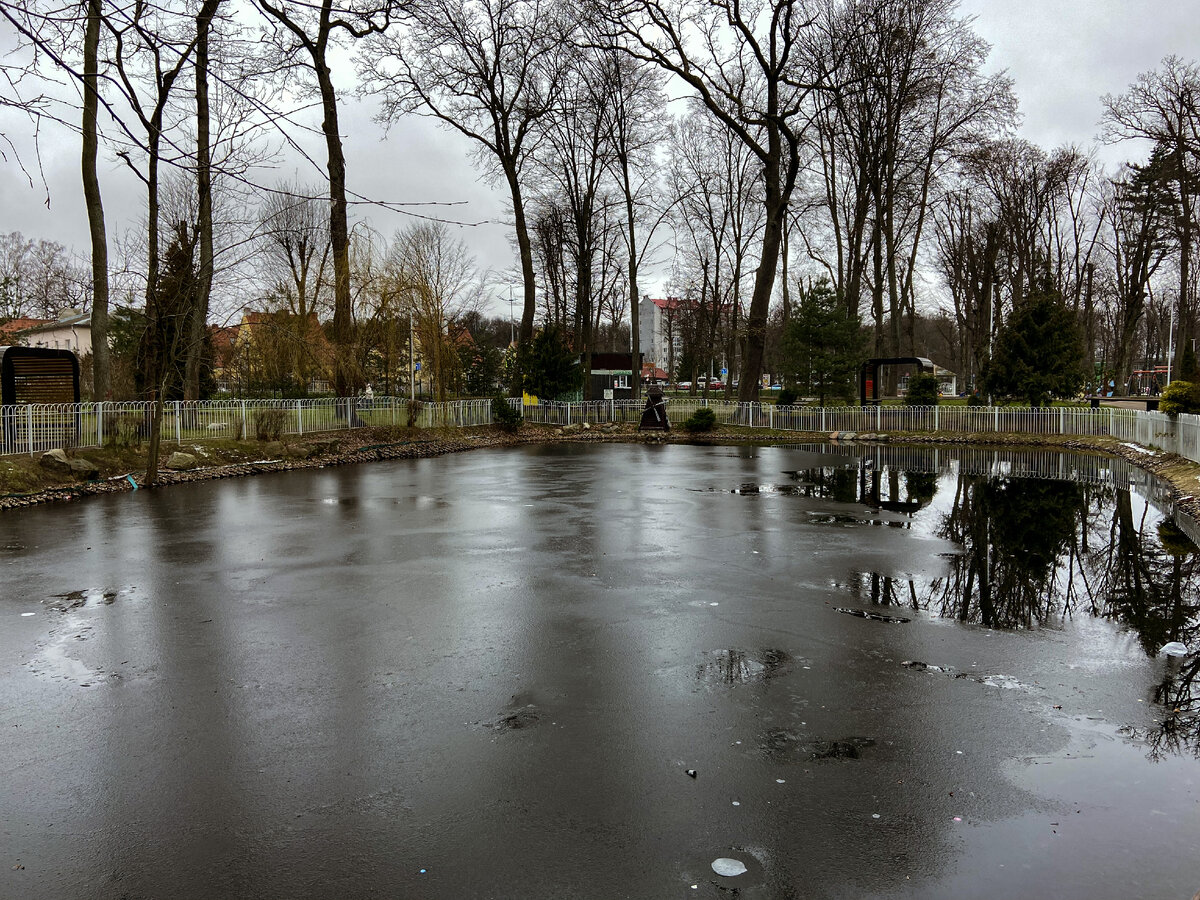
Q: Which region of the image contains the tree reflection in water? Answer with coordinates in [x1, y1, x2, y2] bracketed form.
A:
[790, 455, 1200, 758]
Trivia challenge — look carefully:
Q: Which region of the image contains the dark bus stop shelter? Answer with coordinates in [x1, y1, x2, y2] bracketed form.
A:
[858, 356, 933, 406]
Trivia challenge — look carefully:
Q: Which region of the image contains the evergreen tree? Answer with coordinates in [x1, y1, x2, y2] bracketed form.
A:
[778, 279, 866, 406]
[460, 342, 503, 396]
[905, 372, 940, 406]
[520, 325, 582, 400]
[981, 290, 1086, 407]
[136, 224, 198, 402]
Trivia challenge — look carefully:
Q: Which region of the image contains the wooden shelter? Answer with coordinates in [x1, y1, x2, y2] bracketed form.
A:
[1, 346, 80, 406]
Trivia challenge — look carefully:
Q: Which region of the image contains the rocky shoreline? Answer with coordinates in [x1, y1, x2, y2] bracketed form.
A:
[3, 423, 1200, 525]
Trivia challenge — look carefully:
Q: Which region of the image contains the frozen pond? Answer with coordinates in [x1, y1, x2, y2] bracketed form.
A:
[2, 442, 1198, 899]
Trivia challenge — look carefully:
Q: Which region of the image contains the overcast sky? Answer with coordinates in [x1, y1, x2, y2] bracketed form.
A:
[2, 0, 1198, 320]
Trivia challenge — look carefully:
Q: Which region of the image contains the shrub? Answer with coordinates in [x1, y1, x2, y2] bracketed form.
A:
[966, 392, 986, 407]
[406, 399, 423, 428]
[683, 407, 718, 432]
[905, 372, 940, 406]
[103, 411, 142, 448]
[1159, 380, 1200, 417]
[253, 407, 286, 441]
[776, 387, 799, 407]
[492, 395, 522, 431]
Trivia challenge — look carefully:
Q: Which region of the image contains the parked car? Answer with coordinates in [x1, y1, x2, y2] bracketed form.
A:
[708, 379, 725, 390]
[676, 381, 692, 390]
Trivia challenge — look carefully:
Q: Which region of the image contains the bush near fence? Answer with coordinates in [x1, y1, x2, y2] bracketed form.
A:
[2, 398, 1198, 469]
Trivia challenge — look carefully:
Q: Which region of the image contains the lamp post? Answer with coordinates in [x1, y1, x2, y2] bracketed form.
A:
[1167, 300, 1176, 386]
[507, 288, 515, 346]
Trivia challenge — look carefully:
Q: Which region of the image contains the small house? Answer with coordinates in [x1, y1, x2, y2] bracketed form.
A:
[586, 352, 644, 400]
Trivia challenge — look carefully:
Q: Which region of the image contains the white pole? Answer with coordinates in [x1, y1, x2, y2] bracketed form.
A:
[409, 310, 415, 405]
[1167, 301, 1176, 385]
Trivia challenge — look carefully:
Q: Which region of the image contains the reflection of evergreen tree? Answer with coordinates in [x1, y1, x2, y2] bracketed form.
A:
[904, 471, 938, 505]
[929, 476, 1085, 628]
[981, 479, 1082, 582]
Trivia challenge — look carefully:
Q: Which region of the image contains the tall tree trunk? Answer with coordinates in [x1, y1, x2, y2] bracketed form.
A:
[146, 392, 164, 484]
[315, 42, 354, 396]
[82, 0, 109, 401]
[622, 160, 641, 400]
[186, 0, 219, 400]
[142, 120, 163, 401]
[1176, 194, 1194, 378]
[505, 164, 537, 392]
[737, 137, 785, 403]
[1084, 262, 1095, 381]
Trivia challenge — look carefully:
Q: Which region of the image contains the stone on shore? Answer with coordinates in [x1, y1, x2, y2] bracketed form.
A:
[166, 452, 199, 470]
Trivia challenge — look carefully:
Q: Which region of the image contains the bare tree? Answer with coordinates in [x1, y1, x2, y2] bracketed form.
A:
[1102, 56, 1200, 378]
[597, 47, 663, 398]
[257, 182, 333, 323]
[534, 45, 612, 394]
[388, 221, 480, 401]
[599, 0, 833, 400]
[805, 0, 1014, 358]
[666, 105, 763, 395]
[1100, 156, 1172, 388]
[363, 0, 568, 385]
[257, 0, 391, 396]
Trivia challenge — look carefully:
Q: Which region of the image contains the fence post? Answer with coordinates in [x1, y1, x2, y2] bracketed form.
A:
[241, 400, 247, 439]
[821, 407, 826, 431]
[934, 405, 939, 432]
[994, 406, 999, 432]
[1060, 406, 1065, 435]
[876, 404, 881, 431]
[297, 399, 303, 435]
[769, 404, 774, 430]
[26, 404, 33, 455]
[175, 401, 182, 444]
[96, 401, 104, 447]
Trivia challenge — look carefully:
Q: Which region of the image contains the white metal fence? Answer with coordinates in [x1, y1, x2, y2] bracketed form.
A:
[2, 396, 1199, 468]
[0, 397, 493, 456]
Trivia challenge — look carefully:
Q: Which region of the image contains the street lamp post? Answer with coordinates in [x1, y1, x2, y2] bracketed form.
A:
[1167, 301, 1176, 385]
[507, 289, 515, 346]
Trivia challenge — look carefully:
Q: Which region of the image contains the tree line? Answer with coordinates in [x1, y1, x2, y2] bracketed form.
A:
[2, 0, 1199, 406]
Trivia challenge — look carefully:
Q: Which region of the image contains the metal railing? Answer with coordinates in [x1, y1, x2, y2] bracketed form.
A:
[2, 396, 1198, 469]
[0, 397, 494, 456]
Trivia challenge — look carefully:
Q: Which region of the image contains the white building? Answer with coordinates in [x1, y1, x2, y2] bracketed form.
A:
[19, 309, 92, 356]
[638, 297, 684, 375]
